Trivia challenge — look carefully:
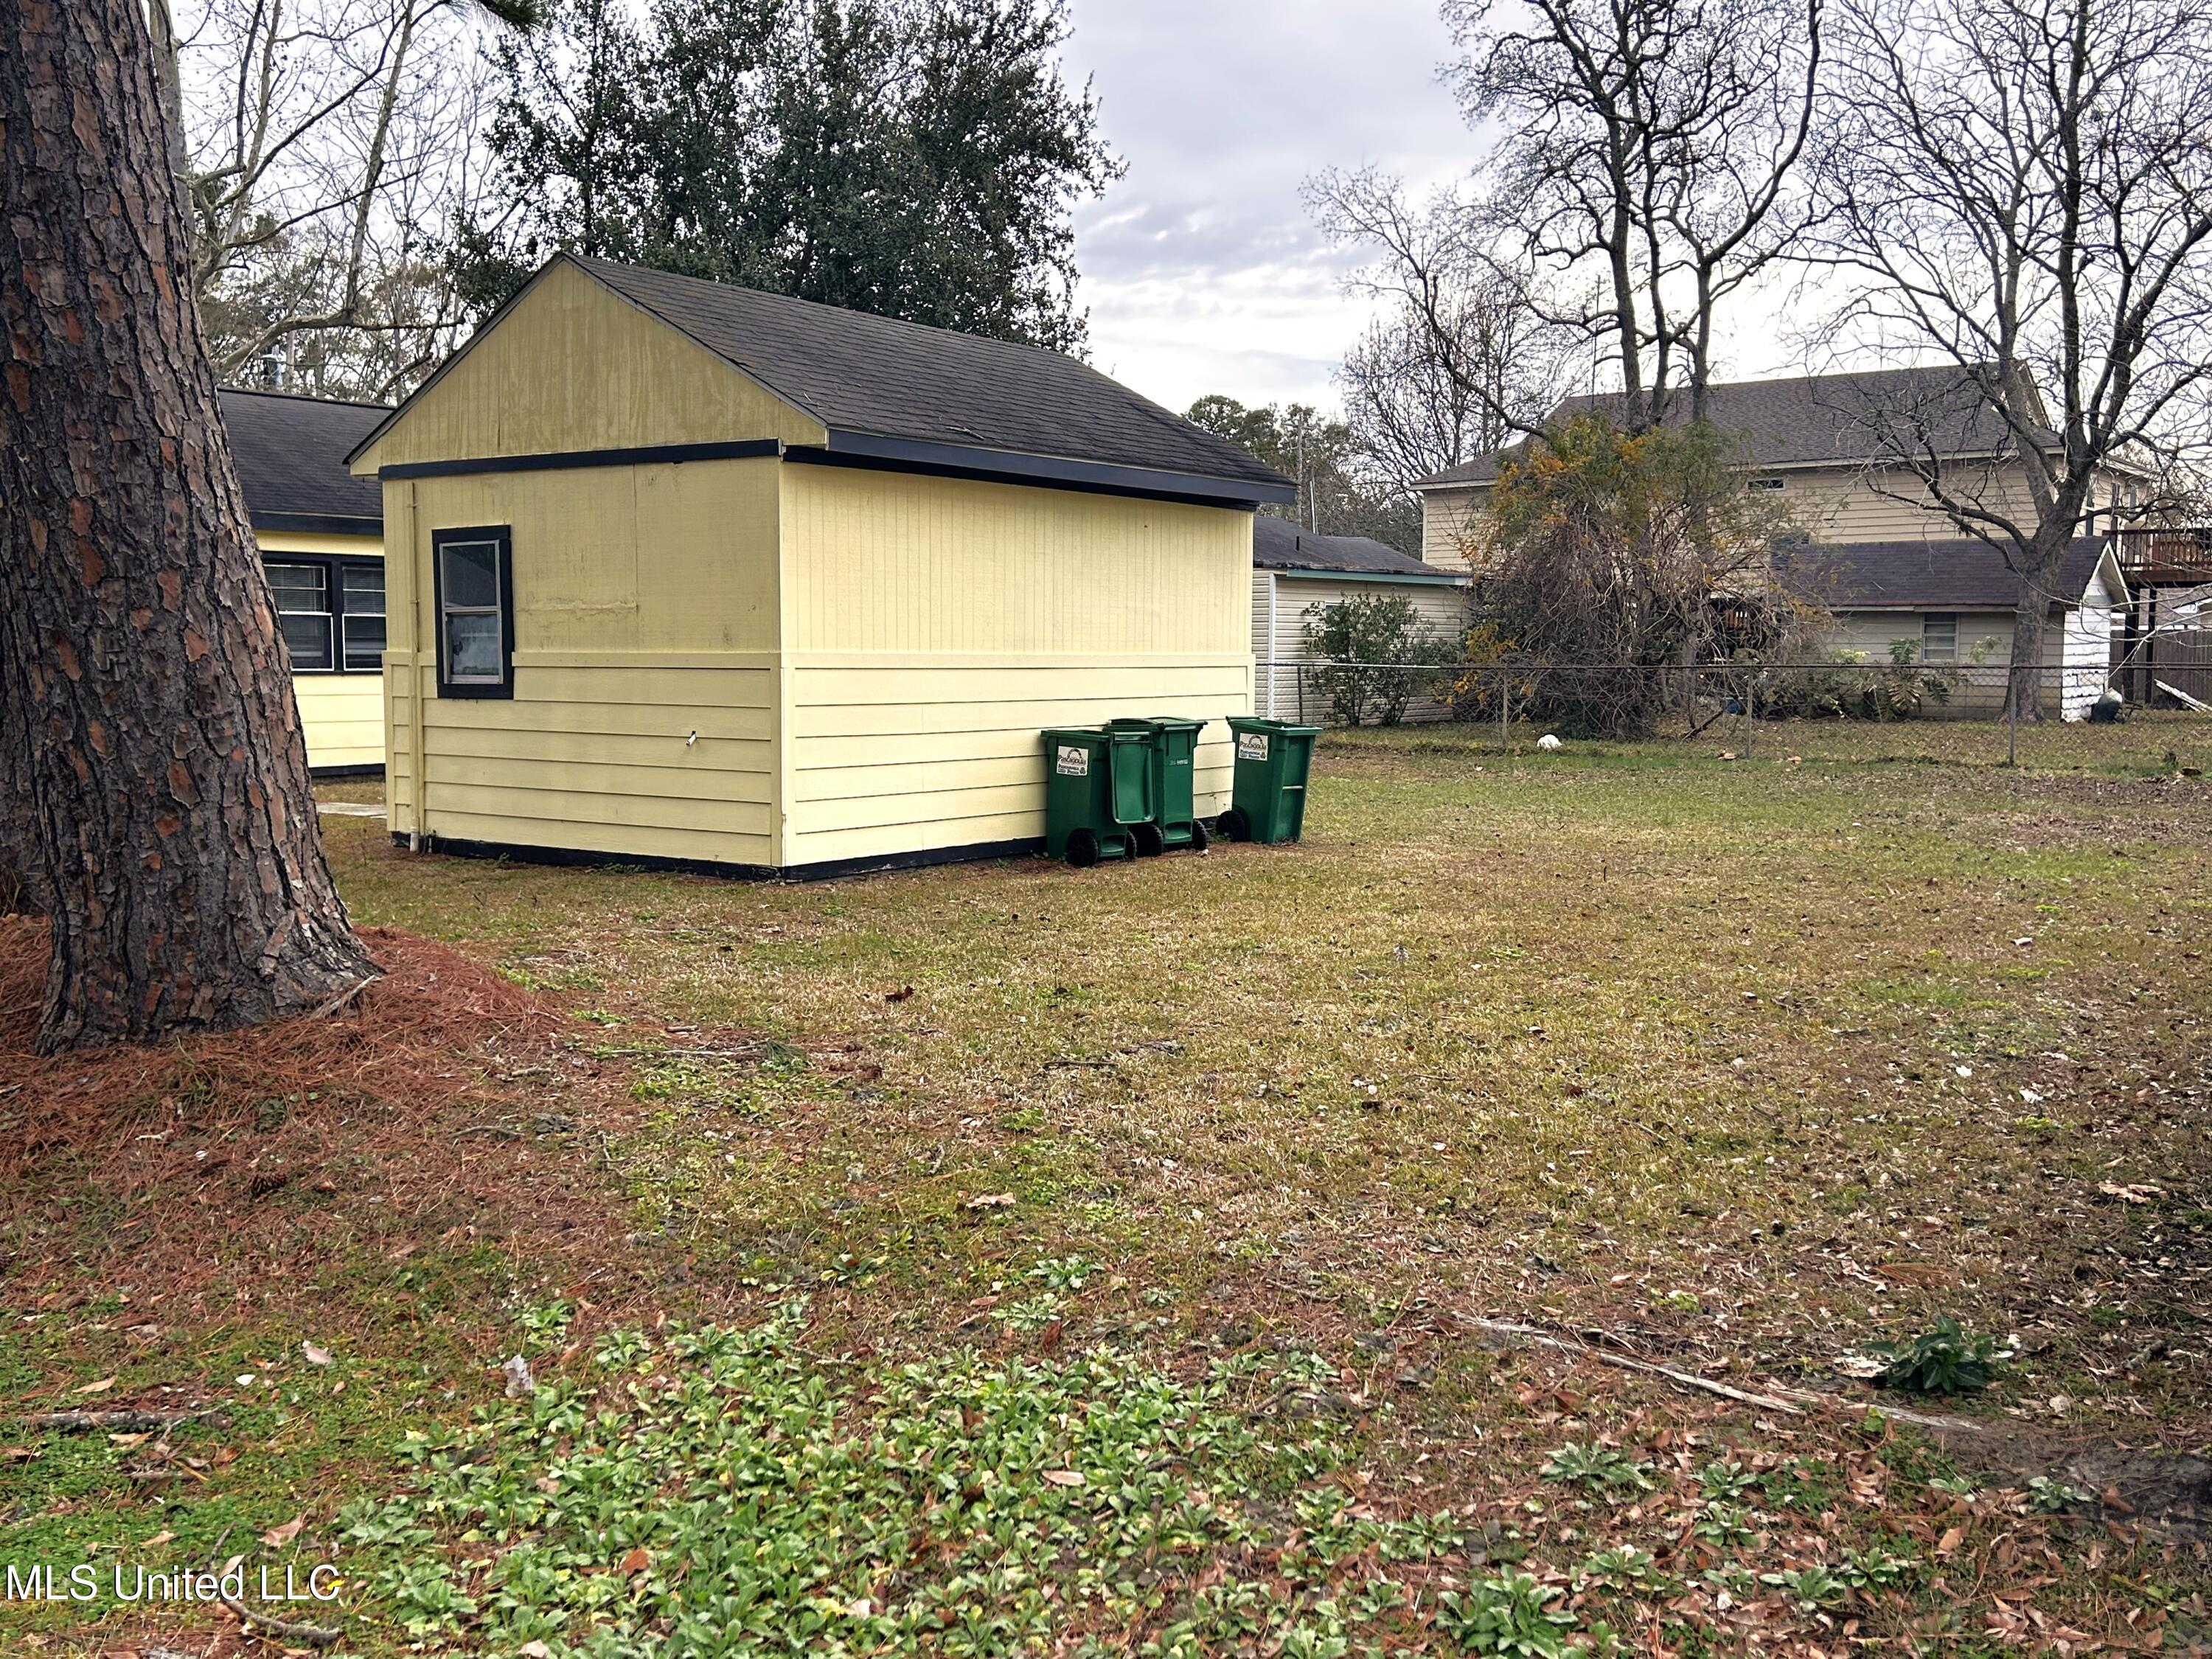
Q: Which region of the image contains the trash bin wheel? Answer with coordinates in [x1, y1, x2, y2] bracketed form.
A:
[1132, 821, 1166, 858]
[1217, 807, 1251, 843]
[1066, 829, 1101, 869]
[1189, 818, 1210, 852]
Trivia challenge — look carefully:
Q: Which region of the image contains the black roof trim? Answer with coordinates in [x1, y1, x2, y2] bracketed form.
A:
[807, 430, 1295, 507]
[377, 438, 784, 481]
[251, 510, 384, 538]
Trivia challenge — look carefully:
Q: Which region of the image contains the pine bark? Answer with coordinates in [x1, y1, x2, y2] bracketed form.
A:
[1, 0, 378, 1050]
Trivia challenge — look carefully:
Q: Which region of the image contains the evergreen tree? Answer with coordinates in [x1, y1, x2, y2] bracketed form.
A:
[457, 0, 1120, 352]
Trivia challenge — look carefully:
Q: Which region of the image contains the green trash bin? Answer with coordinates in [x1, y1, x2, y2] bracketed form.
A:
[1041, 726, 1151, 866]
[1104, 716, 1210, 854]
[1218, 717, 1320, 844]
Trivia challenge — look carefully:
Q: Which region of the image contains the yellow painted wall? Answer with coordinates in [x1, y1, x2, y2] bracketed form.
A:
[383, 456, 782, 865]
[257, 527, 386, 771]
[352, 260, 826, 471]
[779, 466, 1253, 866]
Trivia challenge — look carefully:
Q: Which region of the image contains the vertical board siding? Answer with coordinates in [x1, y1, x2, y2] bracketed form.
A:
[352, 260, 824, 470]
[1261, 576, 1471, 726]
[782, 467, 1253, 866]
[389, 456, 781, 863]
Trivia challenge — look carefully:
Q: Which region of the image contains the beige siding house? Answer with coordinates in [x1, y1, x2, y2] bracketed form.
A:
[347, 254, 1293, 877]
[1250, 518, 1470, 722]
[1413, 367, 2138, 716]
[222, 388, 390, 773]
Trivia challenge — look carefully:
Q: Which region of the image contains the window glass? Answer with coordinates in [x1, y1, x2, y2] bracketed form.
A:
[445, 612, 504, 681]
[341, 563, 386, 671]
[267, 562, 332, 669]
[1921, 613, 1958, 664]
[441, 543, 501, 609]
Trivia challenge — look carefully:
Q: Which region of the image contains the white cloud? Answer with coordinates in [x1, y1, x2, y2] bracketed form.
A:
[1062, 0, 1472, 414]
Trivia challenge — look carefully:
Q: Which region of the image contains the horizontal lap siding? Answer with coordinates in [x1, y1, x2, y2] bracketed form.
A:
[785, 661, 1247, 863]
[387, 454, 782, 863]
[782, 466, 1253, 866]
[294, 673, 386, 770]
[418, 660, 776, 861]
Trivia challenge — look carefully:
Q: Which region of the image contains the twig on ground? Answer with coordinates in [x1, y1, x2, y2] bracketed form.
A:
[308, 975, 377, 1020]
[1455, 1313, 1991, 1433]
[1455, 1315, 1805, 1413]
[206, 1522, 342, 1648]
[15, 1408, 226, 1433]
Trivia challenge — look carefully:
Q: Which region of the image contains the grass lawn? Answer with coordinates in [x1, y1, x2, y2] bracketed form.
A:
[4, 721, 2208, 1655]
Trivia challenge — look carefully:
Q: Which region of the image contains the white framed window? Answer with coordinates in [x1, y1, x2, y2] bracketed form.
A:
[1747, 476, 1786, 492]
[1921, 612, 1958, 664]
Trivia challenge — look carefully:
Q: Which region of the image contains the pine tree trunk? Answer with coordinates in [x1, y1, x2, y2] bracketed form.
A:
[0, 0, 378, 1051]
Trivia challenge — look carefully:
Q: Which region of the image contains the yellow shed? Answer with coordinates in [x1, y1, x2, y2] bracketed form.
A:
[223, 387, 392, 774]
[347, 254, 1295, 877]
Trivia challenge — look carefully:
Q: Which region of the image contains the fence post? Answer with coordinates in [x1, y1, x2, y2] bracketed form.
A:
[1499, 667, 1510, 750]
[2007, 668, 2019, 768]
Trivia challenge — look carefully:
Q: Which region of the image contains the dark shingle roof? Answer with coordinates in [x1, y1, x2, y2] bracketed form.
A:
[1416, 366, 2046, 489]
[1781, 535, 2115, 612]
[566, 256, 1294, 503]
[1253, 517, 1461, 579]
[220, 387, 388, 533]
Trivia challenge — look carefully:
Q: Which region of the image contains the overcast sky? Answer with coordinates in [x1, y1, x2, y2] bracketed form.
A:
[1061, 0, 1475, 419]
[1060, 0, 1812, 420]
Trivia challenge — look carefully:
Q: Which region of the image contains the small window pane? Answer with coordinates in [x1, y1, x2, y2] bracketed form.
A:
[342, 563, 385, 611]
[267, 563, 327, 613]
[1921, 613, 1958, 664]
[281, 611, 333, 670]
[343, 613, 387, 671]
[445, 612, 504, 681]
[441, 543, 501, 608]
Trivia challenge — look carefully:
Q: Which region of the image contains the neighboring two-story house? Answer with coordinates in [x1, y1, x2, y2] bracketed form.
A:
[1411, 366, 2149, 717]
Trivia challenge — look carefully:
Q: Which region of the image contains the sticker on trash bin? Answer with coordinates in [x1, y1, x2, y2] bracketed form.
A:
[1237, 733, 1270, 762]
[1054, 744, 1089, 776]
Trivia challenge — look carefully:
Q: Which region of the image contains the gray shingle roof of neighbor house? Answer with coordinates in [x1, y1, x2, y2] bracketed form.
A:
[1252, 515, 1464, 580]
[397, 254, 1295, 507]
[1780, 535, 2118, 612]
[220, 387, 391, 534]
[1413, 366, 2053, 490]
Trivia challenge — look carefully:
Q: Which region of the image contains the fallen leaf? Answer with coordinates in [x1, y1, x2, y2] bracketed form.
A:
[1935, 1526, 1964, 1557]
[262, 1515, 305, 1548]
[1041, 1469, 1085, 1487]
[108, 1432, 152, 1447]
[302, 1342, 333, 1367]
[963, 1193, 1015, 1210]
[620, 1546, 650, 1576]
[0, 1447, 37, 1462]
[75, 1376, 116, 1396]
[518, 1645, 552, 1659]
[210, 1447, 239, 1467]
[144, 1530, 175, 1549]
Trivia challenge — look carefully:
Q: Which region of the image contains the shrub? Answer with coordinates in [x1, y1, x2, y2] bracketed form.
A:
[1299, 593, 1460, 726]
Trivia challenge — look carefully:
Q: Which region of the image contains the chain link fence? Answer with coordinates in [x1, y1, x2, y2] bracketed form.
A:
[1256, 658, 2212, 772]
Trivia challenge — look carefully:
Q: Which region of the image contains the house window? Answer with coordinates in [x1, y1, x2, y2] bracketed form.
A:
[267, 562, 333, 670]
[1921, 613, 1958, 664]
[263, 555, 387, 673]
[341, 563, 386, 670]
[1747, 476, 1786, 492]
[434, 526, 514, 698]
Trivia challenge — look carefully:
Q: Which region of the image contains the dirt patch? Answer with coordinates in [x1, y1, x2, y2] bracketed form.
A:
[0, 918, 656, 1323]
